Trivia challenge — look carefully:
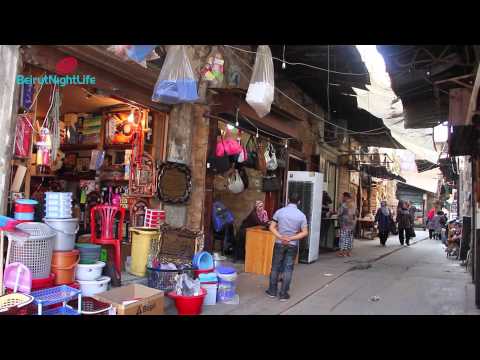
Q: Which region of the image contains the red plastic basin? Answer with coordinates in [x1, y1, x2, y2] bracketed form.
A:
[32, 273, 55, 291]
[168, 288, 207, 316]
[14, 203, 35, 213]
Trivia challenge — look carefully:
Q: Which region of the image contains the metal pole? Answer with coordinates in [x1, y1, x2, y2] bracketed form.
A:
[473, 158, 480, 308]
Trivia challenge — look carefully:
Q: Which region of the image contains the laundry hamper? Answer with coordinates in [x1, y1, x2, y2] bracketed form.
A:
[7, 222, 56, 279]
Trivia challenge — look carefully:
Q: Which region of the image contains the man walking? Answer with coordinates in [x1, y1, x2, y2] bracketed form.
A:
[266, 193, 308, 301]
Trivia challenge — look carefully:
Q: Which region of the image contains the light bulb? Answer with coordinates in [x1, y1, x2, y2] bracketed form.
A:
[284, 141, 288, 148]
[127, 109, 135, 123]
[235, 120, 239, 127]
[282, 62, 286, 70]
[256, 129, 259, 138]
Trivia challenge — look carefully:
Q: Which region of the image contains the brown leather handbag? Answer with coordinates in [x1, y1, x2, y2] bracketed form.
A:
[256, 140, 267, 174]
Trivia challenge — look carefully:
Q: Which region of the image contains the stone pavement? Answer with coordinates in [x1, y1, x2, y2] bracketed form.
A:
[167, 230, 479, 315]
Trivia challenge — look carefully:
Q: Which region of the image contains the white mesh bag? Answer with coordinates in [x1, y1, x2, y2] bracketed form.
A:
[246, 45, 275, 118]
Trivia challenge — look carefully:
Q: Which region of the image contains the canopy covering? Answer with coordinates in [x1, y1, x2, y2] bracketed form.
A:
[354, 46, 440, 164]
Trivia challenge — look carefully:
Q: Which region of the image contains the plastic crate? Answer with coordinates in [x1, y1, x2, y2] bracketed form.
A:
[0, 293, 34, 315]
[67, 297, 112, 315]
[43, 305, 80, 316]
[31, 285, 81, 307]
[146, 267, 193, 293]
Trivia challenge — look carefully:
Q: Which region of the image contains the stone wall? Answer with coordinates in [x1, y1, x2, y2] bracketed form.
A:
[214, 167, 265, 230]
[0, 46, 20, 213]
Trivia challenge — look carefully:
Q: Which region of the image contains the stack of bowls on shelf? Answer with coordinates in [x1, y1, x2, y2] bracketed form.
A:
[43, 192, 80, 287]
[14, 199, 38, 222]
[74, 243, 110, 296]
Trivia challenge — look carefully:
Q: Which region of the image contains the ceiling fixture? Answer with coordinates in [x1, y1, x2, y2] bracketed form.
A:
[282, 45, 286, 70]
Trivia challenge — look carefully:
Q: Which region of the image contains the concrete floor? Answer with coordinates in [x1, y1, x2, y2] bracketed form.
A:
[175, 230, 480, 315]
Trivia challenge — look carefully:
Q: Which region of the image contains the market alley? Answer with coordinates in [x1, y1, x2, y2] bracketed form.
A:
[175, 231, 480, 315]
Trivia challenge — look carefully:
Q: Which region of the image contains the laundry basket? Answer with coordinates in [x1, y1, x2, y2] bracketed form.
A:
[7, 222, 56, 279]
[146, 267, 194, 293]
[0, 293, 34, 315]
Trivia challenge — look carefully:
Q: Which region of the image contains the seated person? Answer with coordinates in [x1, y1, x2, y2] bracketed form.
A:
[447, 222, 462, 253]
[234, 201, 270, 262]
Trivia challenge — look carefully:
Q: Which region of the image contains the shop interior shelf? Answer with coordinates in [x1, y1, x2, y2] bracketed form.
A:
[43, 305, 81, 316]
[31, 285, 81, 307]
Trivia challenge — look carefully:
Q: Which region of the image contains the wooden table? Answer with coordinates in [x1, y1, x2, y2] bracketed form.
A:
[245, 226, 298, 276]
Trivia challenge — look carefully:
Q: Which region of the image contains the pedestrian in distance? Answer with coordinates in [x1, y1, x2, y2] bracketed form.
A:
[375, 200, 392, 246]
[396, 200, 413, 246]
[407, 201, 416, 238]
[266, 193, 308, 302]
[426, 206, 436, 239]
[337, 192, 358, 257]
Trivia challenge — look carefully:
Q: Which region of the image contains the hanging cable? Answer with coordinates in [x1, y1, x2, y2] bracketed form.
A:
[224, 45, 390, 136]
[224, 45, 369, 76]
[327, 45, 331, 123]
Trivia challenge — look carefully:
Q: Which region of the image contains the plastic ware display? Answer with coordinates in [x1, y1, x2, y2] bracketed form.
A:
[31, 285, 81, 315]
[75, 261, 105, 281]
[246, 45, 275, 118]
[76, 276, 111, 297]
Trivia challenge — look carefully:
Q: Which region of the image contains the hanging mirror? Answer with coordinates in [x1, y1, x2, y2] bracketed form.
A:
[157, 162, 192, 204]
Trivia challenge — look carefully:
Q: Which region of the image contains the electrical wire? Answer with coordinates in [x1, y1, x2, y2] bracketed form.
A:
[224, 45, 369, 76]
[225, 45, 390, 136]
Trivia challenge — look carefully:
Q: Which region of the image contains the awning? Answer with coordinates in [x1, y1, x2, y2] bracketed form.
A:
[360, 164, 406, 182]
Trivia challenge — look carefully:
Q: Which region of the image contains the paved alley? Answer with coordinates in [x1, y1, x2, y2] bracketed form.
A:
[182, 230, 480, 315]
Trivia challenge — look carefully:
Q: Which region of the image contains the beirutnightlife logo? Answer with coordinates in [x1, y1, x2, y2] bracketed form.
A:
[16, 56, 96, 87]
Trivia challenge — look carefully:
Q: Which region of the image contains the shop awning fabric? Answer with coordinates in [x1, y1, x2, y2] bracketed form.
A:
[360, 164, 406, 182]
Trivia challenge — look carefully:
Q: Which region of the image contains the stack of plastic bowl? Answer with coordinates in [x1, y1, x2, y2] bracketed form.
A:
[75, 261, 110, 297]
[14, 199, 38, 222]
[43, 192, 80, 288]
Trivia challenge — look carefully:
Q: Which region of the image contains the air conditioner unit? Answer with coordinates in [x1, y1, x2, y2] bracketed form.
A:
[286, 171, 324, 264]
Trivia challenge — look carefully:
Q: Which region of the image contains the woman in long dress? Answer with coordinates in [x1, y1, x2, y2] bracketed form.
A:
[375, 200, 391, 246]
[337, 192, 357, 257]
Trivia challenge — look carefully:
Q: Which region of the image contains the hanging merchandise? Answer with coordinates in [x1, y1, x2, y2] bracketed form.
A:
[207, 146, 231, 175]
[227, 64, 241, 88]
[152, 45, 199, 104]
[200, 50, 225, 86]
[246, 45, 275, 118]
[243, 136, 258, 169]
[20, 83, 35, 110]
[107, 45, 159, 67]
[262, 175, 281, 192]
[227, 170, 245, 194]
[14, 114, 33, 158]
[264, 143, 278, 171]
[255, 140, 267, 174]
[276, 145, 287, 168]
[216, 129, 242, 157]
[238, 167, 249, 189]
[36, 127, 52, 173]
[212, 201, 235, 233]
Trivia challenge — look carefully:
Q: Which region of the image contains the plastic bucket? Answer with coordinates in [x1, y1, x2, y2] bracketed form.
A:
[193, 268, 215, 279]
[200, 282, 218, 306]
[15, 203, 35, 213]
[14, 212, 34, 221]
[31, 273, 55, 291]
[76, 243, 101, 264]
[168, 288, 207, 315]
[193, 252, 214, 270]
[44, 218, 79, 251]
[75, 261, 106, 281]
[77, 276, 111, 297]
[129, 227, 159, 277]
[51, 250, 80, 285]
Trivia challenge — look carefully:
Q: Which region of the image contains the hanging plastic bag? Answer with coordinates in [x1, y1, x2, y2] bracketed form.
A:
[107, 45, 159, 68]
[200, 50, 225, 87]
[246, 45, 275, 118]
[152, 45, 199, 104]
[227, 170, 245, 194]
[265, 143, 278, 171]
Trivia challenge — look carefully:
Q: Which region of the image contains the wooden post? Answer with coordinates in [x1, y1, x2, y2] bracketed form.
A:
[203, 116, 218, 252]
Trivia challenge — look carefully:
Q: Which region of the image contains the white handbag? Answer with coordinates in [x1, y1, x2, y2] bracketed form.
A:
[265, 143, 278, 171]
[227, 170, 245, 194]
[237, 142, 247, 164]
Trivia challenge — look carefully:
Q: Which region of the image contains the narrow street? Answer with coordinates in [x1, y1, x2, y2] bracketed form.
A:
[174, 230, 480, 315]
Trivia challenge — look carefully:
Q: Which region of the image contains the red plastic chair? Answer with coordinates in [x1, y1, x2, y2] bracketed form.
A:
[90, 205, 126, 280]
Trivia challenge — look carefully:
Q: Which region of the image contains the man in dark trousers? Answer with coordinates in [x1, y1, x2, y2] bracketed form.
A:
[266, 193, 309, 301]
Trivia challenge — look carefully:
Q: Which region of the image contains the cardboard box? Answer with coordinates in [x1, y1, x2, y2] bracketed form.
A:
[93, 284, 164, 315]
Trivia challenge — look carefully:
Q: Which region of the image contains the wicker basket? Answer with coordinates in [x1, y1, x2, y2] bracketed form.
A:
[147, 267, 193, 293]
[0, 293, 34, 315]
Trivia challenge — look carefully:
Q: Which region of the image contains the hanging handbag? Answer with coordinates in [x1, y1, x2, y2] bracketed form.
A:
[238, 166, 249, 189]
[208, 139, 231, 174]
[243, 136, 258, 169]
[265, 143, 278, 171]
[256, 140, 267, 174]
[276, 146, 287, 168]
[262, 174, 281, 192]
[237, 140, 248, 164]
[227, 170, 245, 194]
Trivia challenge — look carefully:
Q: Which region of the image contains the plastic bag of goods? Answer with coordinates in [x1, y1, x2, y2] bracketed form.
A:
[152, 45, 199, 104]
[246, 45, 275, 118]
[107, 45, 159, 67]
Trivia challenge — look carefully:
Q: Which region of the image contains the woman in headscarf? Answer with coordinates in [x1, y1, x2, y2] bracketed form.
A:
[375, 200, 392, 246]
[234, 200, 270, 262]
[337, 192, 358, 257]
[396, 200, 413, 246]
